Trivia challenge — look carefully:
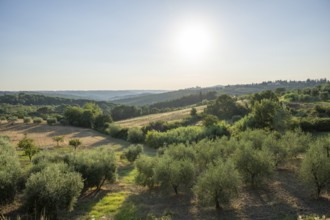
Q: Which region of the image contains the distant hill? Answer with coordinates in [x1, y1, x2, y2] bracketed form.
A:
[113, 79, 328, 106]
[0, 90, 167, 101]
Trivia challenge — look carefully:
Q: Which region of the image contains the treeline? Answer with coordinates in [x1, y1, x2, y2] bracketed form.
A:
[149, 91, 216, 109]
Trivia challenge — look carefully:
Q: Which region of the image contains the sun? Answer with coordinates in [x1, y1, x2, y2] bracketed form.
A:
[173, 21, 214, 64]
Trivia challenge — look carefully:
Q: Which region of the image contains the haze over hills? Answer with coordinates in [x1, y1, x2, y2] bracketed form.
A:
[0, 79, 327, 106]
[0, 90, 168, 101]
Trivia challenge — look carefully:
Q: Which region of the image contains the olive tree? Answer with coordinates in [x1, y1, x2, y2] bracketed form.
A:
[300, 141, 330, 198]
[194, 159, 241, 210]
[73, 147, 117, 190]
[135, 155, 156, 190]
[18, 137, 40, 161]
[127, 127, 145, 143]
[0, 137, 22, 204]
[121, 144, 143, 163]
[24, 163, 83, 219]
[155, 156, 195, 195]
[52, 135, 64, 147]
[69, 138, 81, 150]
[234, 145, 274, 187]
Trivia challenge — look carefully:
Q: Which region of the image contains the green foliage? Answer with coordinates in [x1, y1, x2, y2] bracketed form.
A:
[280, 130, 311, 158]
[190, 107, 197, 117]
[205, 94, 247, 120]
[121, 144, 143, 163]
[18, 137, 40, 161]
[155, 156, 195, 195]
[69, 138, 81, 150]
[0, 137, 22, 204]
[46, 117, 57, 125]
[135, 155, 156, 189]
[202, 114, 218, 127]
[300, 141, 330, 198]
[33, 117, 43, 124]
[300, 118, 330, 132]
[52, 135, 64, 147]
[252, 99, 287, 130]
[7, 116, 18, 124]
[24, 163, 83, 218]
[193, 159, 240, 209]
[127, 127, 145, 143]
[23, 116, 32, 123]
[106, 123, 128, 140]
[94, 114, 112, 131]
[145, 126, 204, 148]
[234, 144, 274, 187]
[73, 147, 117, 190]
[64, 106, 83, 126]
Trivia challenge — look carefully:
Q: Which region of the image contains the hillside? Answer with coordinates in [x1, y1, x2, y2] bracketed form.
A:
[0, 90, 167, 101]
[116, 105, 206, 128]
[113, 79, 328, 106]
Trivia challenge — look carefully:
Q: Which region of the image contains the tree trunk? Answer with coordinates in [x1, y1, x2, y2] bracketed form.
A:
[215, 197, 221, 210]
[172, 184, 178, 195]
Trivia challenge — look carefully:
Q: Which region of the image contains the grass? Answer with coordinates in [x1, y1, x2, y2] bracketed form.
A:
[88, 191, 128, 219]
[116, 105, 206, 128]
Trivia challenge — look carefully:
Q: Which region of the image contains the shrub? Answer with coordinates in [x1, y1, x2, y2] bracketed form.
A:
[127, 127, 145, 143]
[23, 117, 32, 123]
[0, 137, 22, 204]
[33, 117, 43, 124]
[145, 126, 204, 148]
[300, 141, 330, 198]
[46, 117, 57, 125]
[193, 159, 240, 209]
[24, 163, 83, 219]
[106, 123, 128, 140]
[7, 116, 18, 125]
[121, 144, 143, 163]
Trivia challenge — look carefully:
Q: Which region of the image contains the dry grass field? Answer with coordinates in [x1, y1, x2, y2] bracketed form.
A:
[117, 105, 206, 128]
[0, 122, 130, 150]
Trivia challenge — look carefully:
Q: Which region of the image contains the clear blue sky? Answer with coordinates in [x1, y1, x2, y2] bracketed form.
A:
[0, 0, 329, 90]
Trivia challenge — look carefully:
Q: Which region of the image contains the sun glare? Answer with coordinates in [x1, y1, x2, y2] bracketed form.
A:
[173, 20, 214, 64]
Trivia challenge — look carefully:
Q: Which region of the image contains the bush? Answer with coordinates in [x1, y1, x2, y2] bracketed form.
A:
[121, 144, 143, 163]
[23, 117, 32, 123]
[193, 159, 240, 209]
[46, 117, 57, 125]
[145, 126, 204, 148]
[33, 117, 43, 124]
[300, 141, 330, 198]
[7, 116, 18, 124]
[0, 137, 22, 204]
[127, 127, 145, 143]
[300, 118, 330, 132]
[106, 123, 128, 140]
[24, 163, 83, 219]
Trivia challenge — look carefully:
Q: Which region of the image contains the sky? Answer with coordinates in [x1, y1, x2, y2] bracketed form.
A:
[0, 0, 329, 90]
